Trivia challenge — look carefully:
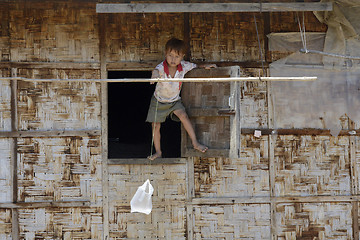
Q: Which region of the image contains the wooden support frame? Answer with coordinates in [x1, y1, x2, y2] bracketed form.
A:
[0, 76, 318, 83]
[96, 2, 332, 13]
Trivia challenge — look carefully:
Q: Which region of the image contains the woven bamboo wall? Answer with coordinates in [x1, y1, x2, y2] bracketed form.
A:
[2, 1, 360, 239]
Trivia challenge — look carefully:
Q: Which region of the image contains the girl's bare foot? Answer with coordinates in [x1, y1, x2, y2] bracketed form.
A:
[148, 152, 162, 161]
[193, 143, 208, 153]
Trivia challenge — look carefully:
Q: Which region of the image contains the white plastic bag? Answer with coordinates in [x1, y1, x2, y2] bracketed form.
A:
[130, 179, 154, 215]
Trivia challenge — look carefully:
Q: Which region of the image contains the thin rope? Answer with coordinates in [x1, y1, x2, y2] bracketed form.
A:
[253, 13, 265, 79]
[297, 12, 308, 53]
[149, 98, 159, 158]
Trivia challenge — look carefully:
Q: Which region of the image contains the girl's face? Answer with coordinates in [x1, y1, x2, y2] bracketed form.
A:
[165, 49, 184, 68]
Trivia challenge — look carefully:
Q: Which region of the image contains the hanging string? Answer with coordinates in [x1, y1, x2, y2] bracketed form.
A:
[297, 12, 308, 53]
[149, 98, 159, 159]
[253, 13, 265, 80]
[297, 12, 360, 60]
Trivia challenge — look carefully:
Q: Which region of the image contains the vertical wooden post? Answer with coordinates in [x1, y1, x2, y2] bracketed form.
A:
[186, 157, 195, 240]
[99, 14, 110, 240]
[349, 119, 359, 239]
[183, 0, 191, 61]
[267, 77, 277, 240]
[10, 68, 19, 240]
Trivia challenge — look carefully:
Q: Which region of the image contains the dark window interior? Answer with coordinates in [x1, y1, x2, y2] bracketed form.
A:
[108, 71, 181, 159]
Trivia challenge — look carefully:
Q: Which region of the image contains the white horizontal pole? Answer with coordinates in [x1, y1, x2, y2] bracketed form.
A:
[96, 2, 332, 13]
[0, 76, 317, 82]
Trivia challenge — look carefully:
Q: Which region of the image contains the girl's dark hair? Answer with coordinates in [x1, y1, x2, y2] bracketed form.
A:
[165, 38, 186, 55]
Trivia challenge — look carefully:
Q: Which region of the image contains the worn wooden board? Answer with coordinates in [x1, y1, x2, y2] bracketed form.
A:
[190, 12, 264, 62]
[0, 209, 11, 238]
[17, 137, 102, 203]
[9, 2, 99, 62]
[276, 202, 353, 239]
[96, 2, 333, 13]
[0, 139, 11, 203]
[0, 80, 11, 131]
[274, 135, 351, 197]
[240, 80, 269, 128]
[108, 164, 187, 239]
[16, 80, 101, 131]
[106, 13, 184, 63]
[194, 135, 269, 198]
[17, 207, 103, 239]
[192, 204, 271, 239]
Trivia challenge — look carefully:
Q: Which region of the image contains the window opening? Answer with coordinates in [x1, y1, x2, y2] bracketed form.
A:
[108, 71, 181, 159]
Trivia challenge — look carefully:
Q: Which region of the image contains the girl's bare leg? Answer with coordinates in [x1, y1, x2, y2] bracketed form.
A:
[173, 109, 208, 152]
[148, 122, 162, 160]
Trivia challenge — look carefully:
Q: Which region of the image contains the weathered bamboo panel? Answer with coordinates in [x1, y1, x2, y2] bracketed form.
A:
[0, 209, 11, 239]
[182, 82, 231, 150]
[0, 80, 11, 131]
[194, 135, 269, 198]
[17, 137, 102, 203]
[276, 202, 352, 239]
[17, 80, 101, 131]
[0, 139, 11, 203]
[192, 204, 271, 239]
[240, 80, 268, 128]
[190, 12, 263, 62]
[106, 13, 184, 63]
[18, 207, 103, 239]
[356, 136, 360, 194]
[9, 2, 99, 62]
[274, 135, 351, 197]
[16, 68, 100, 80]
[108, 164, 187, 239]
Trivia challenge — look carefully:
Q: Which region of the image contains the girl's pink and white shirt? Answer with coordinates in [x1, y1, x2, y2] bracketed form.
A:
[154, 60, 197, 103]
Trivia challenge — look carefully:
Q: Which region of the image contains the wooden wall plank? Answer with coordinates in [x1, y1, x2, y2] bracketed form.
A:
[96, 2, 332, 13]
[99, 13, 109, 240]
[10, 68, 19, 240]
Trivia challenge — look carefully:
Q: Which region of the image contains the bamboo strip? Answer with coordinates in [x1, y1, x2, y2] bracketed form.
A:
[10, 68, 19, 240]
[108, 158, 187, 165]
[0, 200, 90, 209]
[190, 195, 360, 205]
[0, 76, 317, 82]
[241, 128, 360, 136]
[0, 130, 100, 138]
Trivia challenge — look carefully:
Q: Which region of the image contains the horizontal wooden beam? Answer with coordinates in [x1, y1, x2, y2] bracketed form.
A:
[0, 61, 268, 71]
[0, 61, 100, 70]
[0, 200, 90, 209]
[184, 148, 229, 158]
[108, 157, 187, 165]
[187, 108, 234, 117]
[96, 2, 332, 13]
[0, 130, 100, 138]
[241, 128, 360, 136]
[107, 61, 269, 70]
[190, 195, 360, 205]
[0, 76, 317, 82]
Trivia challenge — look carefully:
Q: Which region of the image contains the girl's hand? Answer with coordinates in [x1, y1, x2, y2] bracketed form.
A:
[204, 64, 217, 70]
[198, 63, 217, 69]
